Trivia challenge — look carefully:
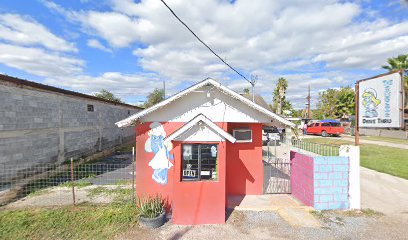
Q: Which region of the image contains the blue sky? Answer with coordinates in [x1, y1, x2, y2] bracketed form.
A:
[0, 0, 407, 108]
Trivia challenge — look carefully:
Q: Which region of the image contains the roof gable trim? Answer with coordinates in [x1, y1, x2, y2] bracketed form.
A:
[116, 78, 295, 128]
[164, 114, 236, 143]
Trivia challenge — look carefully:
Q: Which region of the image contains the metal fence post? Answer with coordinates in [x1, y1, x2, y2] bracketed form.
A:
[70, 158, 76, 205]
[132, 147, 135, 205]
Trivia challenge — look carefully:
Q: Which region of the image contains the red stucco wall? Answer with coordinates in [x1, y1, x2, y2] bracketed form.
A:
[226, 123, 263, 196]
[135, 121, 262, 225]
[172, 141, 226, 224]
[135, 122, 183, 203]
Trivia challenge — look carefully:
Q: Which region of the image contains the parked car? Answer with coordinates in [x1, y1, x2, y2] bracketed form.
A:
[263, 127, 280, 145]
[306, 120, 344, 137]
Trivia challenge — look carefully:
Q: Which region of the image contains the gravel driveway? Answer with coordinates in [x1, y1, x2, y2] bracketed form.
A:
[117, 210, 408, 240]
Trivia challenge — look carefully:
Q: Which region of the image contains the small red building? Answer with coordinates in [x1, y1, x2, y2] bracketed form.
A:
[116, 79, 294, 225]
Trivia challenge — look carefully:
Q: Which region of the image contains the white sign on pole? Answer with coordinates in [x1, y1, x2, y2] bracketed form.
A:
[358, 72, 402, 128]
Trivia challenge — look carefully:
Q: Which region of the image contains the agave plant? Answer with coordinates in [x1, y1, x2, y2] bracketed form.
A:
[136, 195, 165, 218]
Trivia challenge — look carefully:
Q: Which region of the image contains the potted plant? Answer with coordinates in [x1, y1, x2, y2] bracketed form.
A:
[137, 195, 166, 228]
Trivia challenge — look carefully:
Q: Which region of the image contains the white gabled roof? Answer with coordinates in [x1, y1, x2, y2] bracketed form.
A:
[115, 78, 295, 128]
[164, 114, 236, 143]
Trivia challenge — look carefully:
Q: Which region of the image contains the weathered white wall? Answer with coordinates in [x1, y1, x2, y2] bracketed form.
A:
[173, 125, 225, 142]
[143, 85, 285, 127]
[340, 145, 361, 209]
[0, 82, 140, 169]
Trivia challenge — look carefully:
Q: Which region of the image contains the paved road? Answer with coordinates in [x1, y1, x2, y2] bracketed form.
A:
[301, 134, 408, 149]
[341, 135, 408, 150]
[361, 167, 408, 216]
[85, 153, 134, 185]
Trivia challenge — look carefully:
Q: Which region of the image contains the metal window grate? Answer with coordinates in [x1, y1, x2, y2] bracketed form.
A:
[87, 104, 94, 112]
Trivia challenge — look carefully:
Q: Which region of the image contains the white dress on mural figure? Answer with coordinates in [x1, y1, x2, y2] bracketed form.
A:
[145, 122, 174, 185]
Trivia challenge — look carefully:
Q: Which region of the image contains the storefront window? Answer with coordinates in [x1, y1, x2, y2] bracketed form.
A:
[182, 144, 218, 181]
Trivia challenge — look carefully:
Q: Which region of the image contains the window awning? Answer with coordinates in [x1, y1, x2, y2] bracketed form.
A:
[164, 114, 236, 143]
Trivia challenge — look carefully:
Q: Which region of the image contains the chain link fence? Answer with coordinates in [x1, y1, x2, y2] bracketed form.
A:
[0, 153, 135, 208]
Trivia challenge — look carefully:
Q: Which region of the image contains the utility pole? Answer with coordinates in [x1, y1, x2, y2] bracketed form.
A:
[306, 85, 311, 119]
[163, 79, 166, 99]
[250, 75, 258, 102]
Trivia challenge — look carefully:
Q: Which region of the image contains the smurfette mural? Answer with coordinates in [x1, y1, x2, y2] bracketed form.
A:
[362, 88, 381, 118]
[145, 122, 174, 185]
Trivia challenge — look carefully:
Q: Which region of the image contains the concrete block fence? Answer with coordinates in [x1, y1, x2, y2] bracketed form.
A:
[0, 78, 140, 176]
[291, 151, 351, 210]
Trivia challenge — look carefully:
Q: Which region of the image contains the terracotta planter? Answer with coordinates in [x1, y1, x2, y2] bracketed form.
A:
[139, 211, 166, 228]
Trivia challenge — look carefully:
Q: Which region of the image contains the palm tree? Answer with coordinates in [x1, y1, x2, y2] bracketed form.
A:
[272, 77, 288, 115]
[382, 54, 408, 108]
[382, 54, 408, 71]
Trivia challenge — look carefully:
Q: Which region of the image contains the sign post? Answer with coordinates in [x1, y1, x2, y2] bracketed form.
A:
[355, 70, 404, 145]
[354, 83, 359, 146]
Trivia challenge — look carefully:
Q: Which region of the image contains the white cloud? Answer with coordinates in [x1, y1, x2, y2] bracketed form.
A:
[0, 43, 83, 77]
[43, 71, 167, 98]
[107, 1, 406, 73]
[18, 0, 408, 105]
[87, 39, 112, 52]
[0, 13, 77, 52]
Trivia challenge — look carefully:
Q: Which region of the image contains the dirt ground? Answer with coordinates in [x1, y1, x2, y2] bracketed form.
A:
[116, 210, 408, 240]
[5, 184, 132, 208]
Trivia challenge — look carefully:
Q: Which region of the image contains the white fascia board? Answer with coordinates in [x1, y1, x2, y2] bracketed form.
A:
[115, 79, 212, 128]
[115, 78, 295, 128]
[210, 79, 295, 128]
[165, 114, 236, 143]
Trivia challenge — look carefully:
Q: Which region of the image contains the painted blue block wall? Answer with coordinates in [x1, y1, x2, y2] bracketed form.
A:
[313, 156, 349, 210]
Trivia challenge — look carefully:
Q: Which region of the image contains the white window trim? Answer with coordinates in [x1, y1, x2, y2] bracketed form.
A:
[233, 129, 252, 143]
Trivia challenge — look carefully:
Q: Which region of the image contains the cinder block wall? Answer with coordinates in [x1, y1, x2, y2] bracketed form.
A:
[313, 156, 349, 210]
[0, 81, 140, 171]
[290, 151, 350, 210]
[290, 151, 314, 207]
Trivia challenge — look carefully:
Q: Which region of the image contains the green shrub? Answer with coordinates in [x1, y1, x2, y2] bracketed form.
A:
[136, 195, 164, 218]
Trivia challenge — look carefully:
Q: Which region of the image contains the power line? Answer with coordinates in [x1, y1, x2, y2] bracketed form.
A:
[159, 0, 250, 84]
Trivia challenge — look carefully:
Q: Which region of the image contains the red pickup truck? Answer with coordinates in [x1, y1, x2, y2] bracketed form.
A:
[306, 121, 344, 137]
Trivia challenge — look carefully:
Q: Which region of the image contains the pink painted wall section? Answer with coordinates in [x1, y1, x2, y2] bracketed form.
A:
[290, 151, 314, 207]
[226, 123, 263, 196]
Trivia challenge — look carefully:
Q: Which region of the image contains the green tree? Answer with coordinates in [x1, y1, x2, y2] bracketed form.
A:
[314, 87, 355, 119]
[243, 88, 250, 94]
[144, 88, 165, 108]
[291, 109, 303, 118]
[382, 54, 408, 71]
[272, 77, 292, 115]
[94, 89, 122, 103]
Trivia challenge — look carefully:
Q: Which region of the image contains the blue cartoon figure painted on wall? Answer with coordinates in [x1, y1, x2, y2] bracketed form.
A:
[145, 122, 174, 185]
[362, 88, 381, 118]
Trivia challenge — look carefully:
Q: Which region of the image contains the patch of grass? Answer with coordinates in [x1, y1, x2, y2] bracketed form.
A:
[360, 208, 384, 217]
[310, 210, 324, 218]
[115, 179, 133, 185]
[346, 208, 385, 217]
[28, 189, 50, 197]
[109, 188, 133, 202]
[360, 144, 408, 179]
[0, 203, 139, 240]
[86, 186, 133, 202]
[115, 144, 134, 153]
[86, 186, 108, 198]
[303, 138, 408, 179]
[321, 209, 384, 218]
[60, 180, 92, 188]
